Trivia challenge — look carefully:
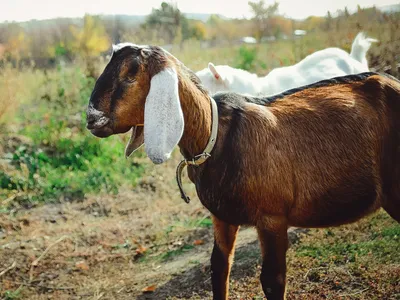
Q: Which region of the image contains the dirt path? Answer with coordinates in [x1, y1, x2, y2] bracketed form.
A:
[1, 196, 398, 300]
[0, 183, 305, 300]
[131, 227, 259, 300]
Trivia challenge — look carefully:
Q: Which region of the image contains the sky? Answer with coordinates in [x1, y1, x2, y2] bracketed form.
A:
[0, 0, 399, 22]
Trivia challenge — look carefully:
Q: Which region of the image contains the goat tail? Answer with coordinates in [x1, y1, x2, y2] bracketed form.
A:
[350, 32, 378, 67]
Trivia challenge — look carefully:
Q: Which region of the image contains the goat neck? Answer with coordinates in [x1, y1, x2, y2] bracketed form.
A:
[174, 63, 215, 160]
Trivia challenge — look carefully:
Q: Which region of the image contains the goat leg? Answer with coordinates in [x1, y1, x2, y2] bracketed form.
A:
[257, 221, 289, 300]
[210, 215, 239, 300]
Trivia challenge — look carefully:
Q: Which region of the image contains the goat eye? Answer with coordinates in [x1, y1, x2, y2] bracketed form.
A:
[125, 78, 136, 84]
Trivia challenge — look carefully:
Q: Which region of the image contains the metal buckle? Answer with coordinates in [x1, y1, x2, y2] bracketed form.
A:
[185, 153, 210, 166]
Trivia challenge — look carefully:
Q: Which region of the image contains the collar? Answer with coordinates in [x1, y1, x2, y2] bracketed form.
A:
[176, 96, 219, 203]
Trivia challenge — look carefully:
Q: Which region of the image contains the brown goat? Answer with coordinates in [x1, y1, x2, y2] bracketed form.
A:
[86, 44, 400, 300]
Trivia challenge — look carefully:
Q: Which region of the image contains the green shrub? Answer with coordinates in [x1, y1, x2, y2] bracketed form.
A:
[0, 65, 145, 208]
[235, 45, 267, 72]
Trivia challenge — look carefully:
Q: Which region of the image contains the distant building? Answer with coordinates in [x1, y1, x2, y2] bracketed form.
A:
[239, 36, 257, 44]
[294, 29, 307, 36]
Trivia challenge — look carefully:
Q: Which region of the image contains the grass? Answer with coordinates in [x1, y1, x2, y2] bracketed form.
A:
[3, 286, 23, 300]
[0, 64, 146, 208]
[294, 212, 400, 265]
[296, 235, 399, 264]
[285, 211, 400, 299]
[1, 24, 400, 299]
[0, 26, 393, 210]
[161, 244, 195, 261]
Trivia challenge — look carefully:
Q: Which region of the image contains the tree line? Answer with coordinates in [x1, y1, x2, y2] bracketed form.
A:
[0, 1, 397, 70]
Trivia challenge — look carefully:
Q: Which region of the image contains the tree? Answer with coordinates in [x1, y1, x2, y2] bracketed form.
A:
[189, 21, 207, 40]
[1, 23, 30, 65]
[248, 0, 279, 42]
[69, 15, 110, 77]
[27, 19, 74, 66]
[326, 11, 333, 30]
[70, 15, 109, 58]
[144, 2, 187, 44]
[303, 16, 325, 32]
[344, 7, 350, 18]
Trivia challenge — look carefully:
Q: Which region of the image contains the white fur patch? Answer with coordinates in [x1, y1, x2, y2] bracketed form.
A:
[112, 42, 142, 52]
[110, 43, 149, 60]
[144, 68, 184, 164]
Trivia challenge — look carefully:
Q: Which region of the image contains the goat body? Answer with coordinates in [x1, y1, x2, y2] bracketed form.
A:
[196, 32, 377, 96]
[194, 73, 398, 227]
[86, 44, 400, 300]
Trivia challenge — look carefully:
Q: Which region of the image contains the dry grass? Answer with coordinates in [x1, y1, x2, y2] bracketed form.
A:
[0, 65, 46, 126]
[1, 25, 400, 299]
[0, 149, 211, 299]
[1, 147, 398, 299]
[2, 191, 398, 299]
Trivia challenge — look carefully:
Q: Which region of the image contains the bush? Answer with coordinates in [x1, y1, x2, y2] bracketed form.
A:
[0, 65, 145, 208]
[234, 45, 267, 73]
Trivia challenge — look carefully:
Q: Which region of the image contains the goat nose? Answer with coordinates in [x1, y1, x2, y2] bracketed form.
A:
[86, 113, 96, 125]
[86, 107, 109, 129]
[86, 112, 98, 129]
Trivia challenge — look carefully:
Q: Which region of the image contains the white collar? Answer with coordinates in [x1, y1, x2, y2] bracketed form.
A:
[176, 96, 219, 203]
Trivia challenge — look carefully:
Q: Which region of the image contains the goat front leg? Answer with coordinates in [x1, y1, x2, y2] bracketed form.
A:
[211, 215, 239, 300]
[257, 220, 289, 300]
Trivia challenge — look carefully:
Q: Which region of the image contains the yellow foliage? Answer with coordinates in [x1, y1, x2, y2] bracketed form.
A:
[191, 21, 207, 40]
[6, 30, 30, 60]
[268, 16, 292, 36]
[303, 16, 325, 31]
[69, 14, 110, 57]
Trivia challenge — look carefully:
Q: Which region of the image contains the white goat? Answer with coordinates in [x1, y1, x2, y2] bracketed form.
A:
[196, 32, 378, 96]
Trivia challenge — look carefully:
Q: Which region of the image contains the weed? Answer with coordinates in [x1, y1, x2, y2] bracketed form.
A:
[161, 244, 195, 261]
[189, 259, 200, 265]
[197, 217, 213, 228]
[3, 286, 23, 300]
[295, 212, 400, 264]
[235, 45, 258, 71]
[0, 65, 144, 208]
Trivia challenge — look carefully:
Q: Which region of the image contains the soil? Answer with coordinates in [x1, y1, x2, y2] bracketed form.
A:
[1, 152, 399, 299]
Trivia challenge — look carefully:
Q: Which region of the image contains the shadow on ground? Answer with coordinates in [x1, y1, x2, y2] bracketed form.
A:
[137, 240, 261, 299]
[136, 228, 309, 299]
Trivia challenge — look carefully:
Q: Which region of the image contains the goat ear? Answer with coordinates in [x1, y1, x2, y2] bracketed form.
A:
[144, 67, 184, 164]
[208, 62, 222, 80]
[124, 126, 144, 158]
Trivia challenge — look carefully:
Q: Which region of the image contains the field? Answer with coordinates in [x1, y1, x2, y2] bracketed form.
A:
[1, 28, 400, 299]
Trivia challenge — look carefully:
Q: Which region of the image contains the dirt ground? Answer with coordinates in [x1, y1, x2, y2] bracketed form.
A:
[1, 152, 399, 300]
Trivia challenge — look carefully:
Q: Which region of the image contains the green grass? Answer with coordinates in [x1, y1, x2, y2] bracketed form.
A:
[161, 244, 195, 261]
[0, 26, 397, 209]
[164, 216, 213, 236]
[294, 212, 400, 265]
[0, 65, 145, 208]
[3, 286, 23, 300]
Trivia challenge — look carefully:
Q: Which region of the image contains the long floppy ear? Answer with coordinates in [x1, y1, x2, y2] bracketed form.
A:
[144, 67, 184, 164]
[208, 62, 222, 81]
[124, 126, 144, 158]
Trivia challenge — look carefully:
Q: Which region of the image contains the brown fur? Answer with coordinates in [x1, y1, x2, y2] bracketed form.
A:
[87, 45, 400, 300]
[211, 216, 239, 300]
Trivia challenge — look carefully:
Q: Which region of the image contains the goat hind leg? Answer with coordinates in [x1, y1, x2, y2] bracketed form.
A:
[210, 215, 239, 300]
[257, 221, 289, 300]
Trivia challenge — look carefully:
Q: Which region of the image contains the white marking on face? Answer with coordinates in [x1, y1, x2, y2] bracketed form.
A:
[109, 43, 149, 60]
[112, 43, 149, 53]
